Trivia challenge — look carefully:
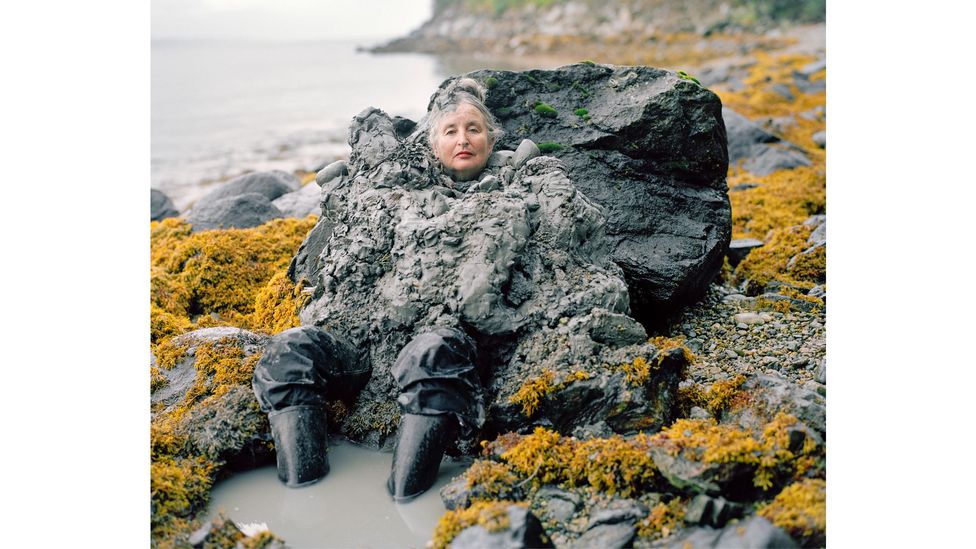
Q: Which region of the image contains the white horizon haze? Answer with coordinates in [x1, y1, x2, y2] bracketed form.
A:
[152, 0, 433, 42]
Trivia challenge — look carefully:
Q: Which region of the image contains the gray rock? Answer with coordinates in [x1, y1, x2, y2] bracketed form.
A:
[487, 150, 515, 167]
[665, 515, 798, 548]
[186, 192, 284, 233]
[315, 160, 348, 186]
[812, 130, 826, 149]
[271, 181, 322, 219]
[727, 238, 764, 267]
[512, 138, 540, 168]
[726, 373, 826, 435]
[805, 216, 826, 247]
[723, 107, 810, 176]
[151, 189, 180, 221]
[814, 360, 826, 384]
[739, 144, 812, 176]
[650, 442, 755, 498]
[569, 523, 635, 549]
[684, 494, 745, 528]
[195, 170, 300, 208]
[799, 59, 827, 77]
[449, 505, 551, 549]
[730, 182, 760, 192]
[534, 487, 582, 522]
[770, 83, 794, 101]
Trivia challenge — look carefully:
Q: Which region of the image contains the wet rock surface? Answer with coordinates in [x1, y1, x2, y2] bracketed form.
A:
[460, 64, 732, 320]
[449, 505, 552, 549]
[151, 188, 180, 221]
[186, 192, 284, 233]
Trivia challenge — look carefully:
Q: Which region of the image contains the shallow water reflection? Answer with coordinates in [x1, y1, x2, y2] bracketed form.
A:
[207, 440, 471, 549]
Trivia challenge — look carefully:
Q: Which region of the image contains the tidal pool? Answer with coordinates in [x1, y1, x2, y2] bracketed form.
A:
[207, 439, 471, 548]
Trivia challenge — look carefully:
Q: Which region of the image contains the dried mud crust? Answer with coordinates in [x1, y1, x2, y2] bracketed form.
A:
[660, 282, 825, 391]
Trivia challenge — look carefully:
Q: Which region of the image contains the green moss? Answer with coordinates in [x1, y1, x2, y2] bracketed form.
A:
[538, 142, 564, 153]
[485, 76, 499, 89]
[495, 106, 513, 117]
[676, 69, 703, 86]
[573, 107, 589, 117]
[533, 102, 558, 118]
[571, 81, 591, 98]
[580, 60, 596, 66]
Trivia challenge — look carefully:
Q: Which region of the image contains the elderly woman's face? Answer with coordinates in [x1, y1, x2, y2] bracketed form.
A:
[434, 103, 492, 181]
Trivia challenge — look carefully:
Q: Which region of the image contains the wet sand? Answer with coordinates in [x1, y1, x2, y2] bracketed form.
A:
[207, 439, 471, 548]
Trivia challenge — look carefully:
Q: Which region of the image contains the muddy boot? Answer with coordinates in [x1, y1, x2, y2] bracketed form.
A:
[269, 405, 329, 487]
[387, 413, 454, 502]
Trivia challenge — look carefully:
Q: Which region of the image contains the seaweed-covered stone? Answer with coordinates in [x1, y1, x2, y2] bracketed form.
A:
[271, 182, 321, 219]
[196, 170, 300, 207]
[449, 505, 551, 549]
[649, 444, 755, 498]
[724, 374, 826, 436]
[180, 385, 274, 471]
[659, 515, 798, 548]
[152, 188, 180, 221]
[186, 193, 284, 233]
[153, 328, 269, 406]
[436, 65, 732, 321]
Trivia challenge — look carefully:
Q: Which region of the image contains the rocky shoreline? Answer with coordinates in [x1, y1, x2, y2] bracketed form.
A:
[150, 3, 826, 547]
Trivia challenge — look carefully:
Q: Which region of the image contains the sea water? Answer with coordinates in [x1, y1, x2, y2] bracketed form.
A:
[151, 39, 571, 212]
[206, 439, 471, 549]
[151, 39, 447, 211]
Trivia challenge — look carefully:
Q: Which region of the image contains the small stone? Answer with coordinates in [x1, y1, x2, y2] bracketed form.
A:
[513, 138, 541, 168]
[725, 349, 738, 359]
[734, 312, 764, 325]
[736, 323, 748, 330]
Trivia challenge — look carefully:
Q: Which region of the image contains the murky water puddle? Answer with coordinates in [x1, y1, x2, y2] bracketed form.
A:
[207, 440, 471, 548]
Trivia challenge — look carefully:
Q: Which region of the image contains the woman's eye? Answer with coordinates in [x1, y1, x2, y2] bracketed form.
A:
[444, 128, 456, 135]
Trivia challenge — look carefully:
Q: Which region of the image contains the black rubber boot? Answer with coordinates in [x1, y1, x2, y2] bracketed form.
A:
[387, 413, 453, 502]
[269, 405, 330, 488]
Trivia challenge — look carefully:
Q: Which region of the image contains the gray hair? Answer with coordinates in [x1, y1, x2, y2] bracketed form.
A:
[427, 77, 504, 150]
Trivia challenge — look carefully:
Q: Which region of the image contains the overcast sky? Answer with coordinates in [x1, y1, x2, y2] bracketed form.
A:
[152, 0, 434, 41]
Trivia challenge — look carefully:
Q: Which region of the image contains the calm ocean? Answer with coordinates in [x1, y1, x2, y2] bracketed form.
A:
[151, 39, 450, 211]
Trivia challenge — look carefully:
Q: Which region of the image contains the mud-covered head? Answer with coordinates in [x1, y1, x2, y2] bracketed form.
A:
[428, 78, 504, 181]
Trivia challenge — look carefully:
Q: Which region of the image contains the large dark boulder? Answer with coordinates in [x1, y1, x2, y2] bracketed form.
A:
[451, 64, 732, 323]
[151, 188, 180, 221]
[186, 192, 284, 233]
